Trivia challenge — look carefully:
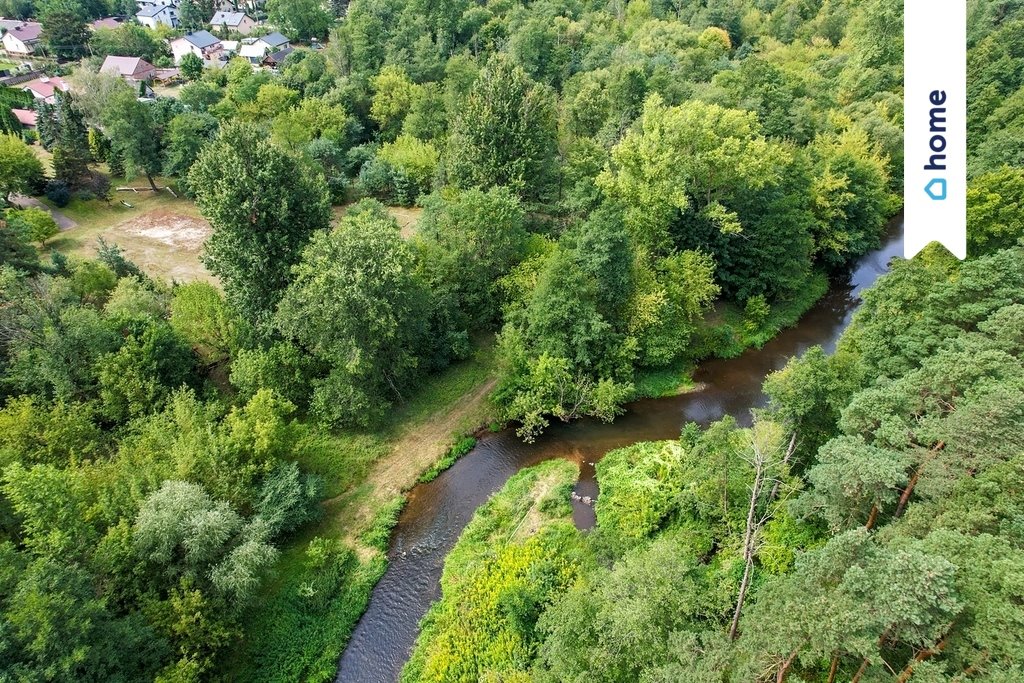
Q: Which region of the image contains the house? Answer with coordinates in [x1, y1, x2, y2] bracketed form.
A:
[90, 17, 124, 31]
[1, 22, 42, 55]
[11, 108, 36, 129]
[237, 39, 264, 64]
[135, 0, 178, 8]
[238, 31, 289, 64]
[209, 11, 256, 36]
[101, 56, 157, 82]
[262, 46, 293, 69]
[255, 31, 289, 52]
[136, 4, 178, 29]
[21, 75, 70, 103]
[169, 30, 222, 64]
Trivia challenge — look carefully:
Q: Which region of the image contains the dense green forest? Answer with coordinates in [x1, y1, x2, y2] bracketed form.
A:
[1, 0, 1024, 680]
[395, 2, 1024, 683]
[403, 239, 1024, 683]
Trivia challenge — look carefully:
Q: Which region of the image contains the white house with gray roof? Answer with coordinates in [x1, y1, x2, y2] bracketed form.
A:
[136, 4, 178, 29]
[210, 11, 256, 35]
[169, 30, 223, 64]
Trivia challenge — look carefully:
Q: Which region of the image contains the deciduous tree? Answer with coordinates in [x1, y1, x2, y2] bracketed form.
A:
[188, 122, 331, 333]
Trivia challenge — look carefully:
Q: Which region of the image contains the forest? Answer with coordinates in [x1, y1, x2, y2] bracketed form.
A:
[1, 0, 1023, 681]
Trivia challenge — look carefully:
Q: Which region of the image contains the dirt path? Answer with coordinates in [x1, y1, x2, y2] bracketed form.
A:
[327, 377, 498, 552]
[11, 195, 77, 230]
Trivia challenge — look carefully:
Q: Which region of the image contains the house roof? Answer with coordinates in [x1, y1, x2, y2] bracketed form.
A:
[90, 17, 123, 30]
[0, 19, 25, 32]
[100, 56, 154, 77]
[263, 47, 293, 65]
[181, 30, 220, 48]
[11, 108, 36, 126]
[259, 31, 288, 47]
[153, 67, 180, 81]
[238, 43, 264, 58]
[136, 5, 171, 17]
[21, 75, 69, 99]
[5, 22, 42, 42]
[210, 11, 249, 26]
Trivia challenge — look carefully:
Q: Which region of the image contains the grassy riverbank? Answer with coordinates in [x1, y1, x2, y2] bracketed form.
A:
[402, 459, 591, 682]
[222, 342, 499, 681]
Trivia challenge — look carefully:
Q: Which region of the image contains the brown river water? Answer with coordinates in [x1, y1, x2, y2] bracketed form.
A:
[335, 217, 906, 682]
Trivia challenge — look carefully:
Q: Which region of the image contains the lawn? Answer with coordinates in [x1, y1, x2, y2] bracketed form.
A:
[41, 178, 216, 285]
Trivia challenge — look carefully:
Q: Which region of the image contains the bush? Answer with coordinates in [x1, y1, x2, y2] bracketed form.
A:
[5, 207, 58, 245]
[96, 237, 145, 279]
[595, 441, 687, 542]
[377, 134, 438, 201]
[359, 495, 406, 552]
[356, 155, 398, 200]
[44, 179, 71, 207]
[343, 142, 378, 176]
[256, 461, 323, 538]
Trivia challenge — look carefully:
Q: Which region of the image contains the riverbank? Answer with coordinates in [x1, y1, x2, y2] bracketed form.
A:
[631, 271, 830, 400]
[335, 220, 906, 682]
[402, 460, 589, 682]
[222, 342, 499, 681]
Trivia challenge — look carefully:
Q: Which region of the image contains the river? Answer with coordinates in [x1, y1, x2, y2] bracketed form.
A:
[335, 217, 906, 683]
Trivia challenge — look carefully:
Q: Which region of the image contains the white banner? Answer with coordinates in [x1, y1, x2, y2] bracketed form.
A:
[904, 0, 967, 260]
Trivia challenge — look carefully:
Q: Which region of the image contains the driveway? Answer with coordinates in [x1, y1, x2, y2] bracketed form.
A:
[10, 195, 78, 230]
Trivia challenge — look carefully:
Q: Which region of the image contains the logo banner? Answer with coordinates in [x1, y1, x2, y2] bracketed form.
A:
[904, 0, 967, 260]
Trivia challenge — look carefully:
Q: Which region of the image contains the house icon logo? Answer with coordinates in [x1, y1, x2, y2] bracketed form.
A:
[925, 178, 947, 200]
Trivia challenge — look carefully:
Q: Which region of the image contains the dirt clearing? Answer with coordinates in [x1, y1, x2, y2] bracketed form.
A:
[83, 209, 216, 285]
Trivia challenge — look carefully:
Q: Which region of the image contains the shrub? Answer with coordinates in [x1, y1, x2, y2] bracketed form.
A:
[418, 435, 476, 483]
[44, 179, 71, 207]
[377, 134, 438, 202]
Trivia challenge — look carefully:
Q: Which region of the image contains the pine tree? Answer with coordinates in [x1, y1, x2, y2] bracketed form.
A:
[50, 91, 91, 189]
[33, 100, 57, 150]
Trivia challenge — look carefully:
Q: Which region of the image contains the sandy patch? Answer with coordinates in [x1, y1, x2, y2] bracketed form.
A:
[122, 210, 212, 250]
[93, 209, 216, 285]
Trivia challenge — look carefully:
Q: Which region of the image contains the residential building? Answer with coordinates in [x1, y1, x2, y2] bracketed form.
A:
[1, 22, 42, 55]
[21, 75, 70, 103]
[90, 17, 124, 31]
[11, 108, 36, 129]
[210, 11, 256, 36]
[237, 39, 264, 64]
[255, 31, 289, 52]
[136, 4, 178, 29]
[169, 30, 222, 64]
[238, 31, 289, 64]
[262, 46, 293, 69]
[100, 56, 157, 82]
